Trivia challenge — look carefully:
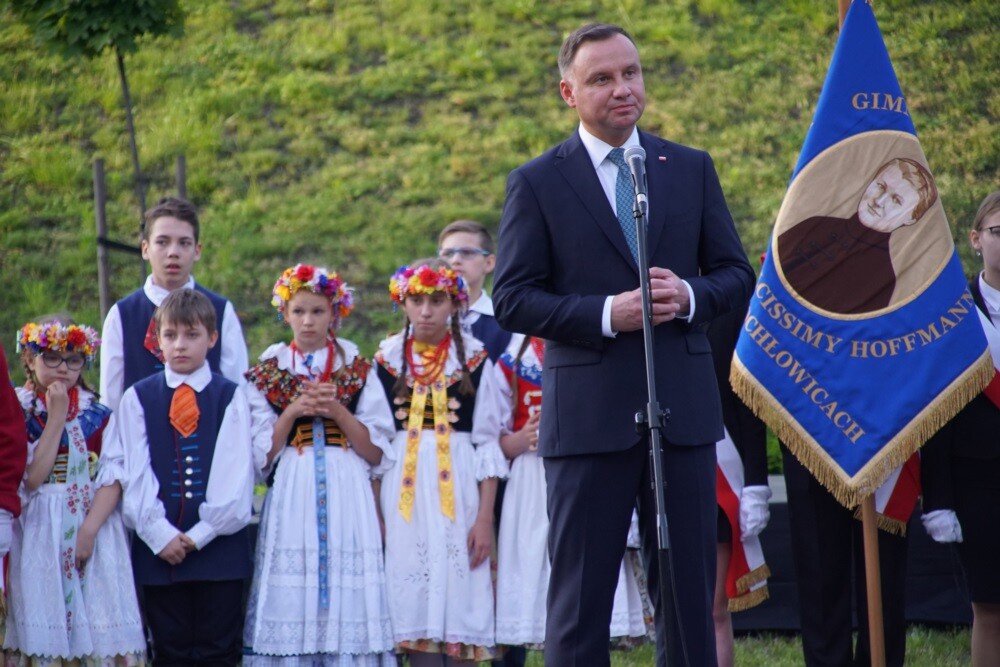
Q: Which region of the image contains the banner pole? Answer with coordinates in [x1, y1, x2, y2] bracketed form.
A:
[838, 0, 852, 29]
[861, 495, 886, 667]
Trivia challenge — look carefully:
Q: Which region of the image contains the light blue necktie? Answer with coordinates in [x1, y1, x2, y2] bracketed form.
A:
[608, 147, 639, 262]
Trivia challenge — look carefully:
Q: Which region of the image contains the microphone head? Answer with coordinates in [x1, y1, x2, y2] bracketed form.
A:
[623, 145, 646, 164]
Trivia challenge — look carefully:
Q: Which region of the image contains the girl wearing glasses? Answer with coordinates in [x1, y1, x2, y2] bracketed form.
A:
[4, 319, 146, 666]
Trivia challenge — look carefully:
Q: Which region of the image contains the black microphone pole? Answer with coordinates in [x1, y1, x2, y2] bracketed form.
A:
[624, 144, 687, 667]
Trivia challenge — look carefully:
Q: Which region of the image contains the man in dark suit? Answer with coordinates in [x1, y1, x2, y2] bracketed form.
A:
[493, 22, 754, 667]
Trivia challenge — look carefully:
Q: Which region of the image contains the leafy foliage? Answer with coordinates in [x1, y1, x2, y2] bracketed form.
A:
[4, 0, 184, 58]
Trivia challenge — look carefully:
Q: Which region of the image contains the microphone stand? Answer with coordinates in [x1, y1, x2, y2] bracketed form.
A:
[632, 188, 687, 666]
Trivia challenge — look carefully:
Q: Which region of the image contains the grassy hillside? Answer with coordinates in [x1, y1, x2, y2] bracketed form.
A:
[1, 0, 997, 377]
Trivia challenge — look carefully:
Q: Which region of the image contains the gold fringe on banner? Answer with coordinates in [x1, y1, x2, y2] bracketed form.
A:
[728, 583, 770, 613]
[736, 563, 772, 594]
[853, 508, 908, 536]
[730, 349, 994, 511]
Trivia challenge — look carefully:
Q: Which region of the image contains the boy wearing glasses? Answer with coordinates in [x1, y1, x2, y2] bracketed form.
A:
[438, 220, 512, 362]
[440, 220, 522, 667]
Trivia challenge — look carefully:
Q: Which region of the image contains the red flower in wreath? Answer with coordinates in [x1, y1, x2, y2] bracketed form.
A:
[416, 265, 439, 286]
[66, 328, 88, 349]
[295, 264, 315, 281]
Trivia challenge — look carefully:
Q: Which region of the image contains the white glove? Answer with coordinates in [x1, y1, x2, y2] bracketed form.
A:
[921, 509, 963, 543]
[739, 485, 772, 538]
[0, 510, 12, 558]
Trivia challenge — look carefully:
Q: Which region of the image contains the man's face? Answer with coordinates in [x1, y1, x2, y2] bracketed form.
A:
[560, 33, 646, 147]
[857, 163, 921, 233]
[158, 319, 217, 375]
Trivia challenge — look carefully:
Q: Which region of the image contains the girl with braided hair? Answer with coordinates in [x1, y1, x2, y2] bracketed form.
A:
[5, 318, 146, 665]
[374, 259, 508, 665]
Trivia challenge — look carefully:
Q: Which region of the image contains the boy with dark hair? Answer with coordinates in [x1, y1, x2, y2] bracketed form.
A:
[100, 196, 248, 412]
[117, 288, 254, 666]
[438, 220, 511, 362]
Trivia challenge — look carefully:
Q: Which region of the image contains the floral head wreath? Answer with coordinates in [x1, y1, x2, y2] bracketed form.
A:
[389, 263, 468, 311]
[272, 264, 354, 331]
[17, 321, 101, 363]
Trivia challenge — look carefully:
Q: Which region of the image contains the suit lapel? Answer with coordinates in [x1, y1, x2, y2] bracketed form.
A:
[555, 132, 637, 269]
[641, 131, 670, 256]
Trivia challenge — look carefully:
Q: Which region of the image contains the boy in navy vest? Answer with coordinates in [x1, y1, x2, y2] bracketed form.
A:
[100, 197, 248, 413]
[117, 289, 254, 666]
[439, 223, 522, 667]
[438, 220, 512, 362]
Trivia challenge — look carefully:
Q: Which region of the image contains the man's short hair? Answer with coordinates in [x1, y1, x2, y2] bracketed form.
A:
[154, 288, 217, 334]
[142, 196, 200, 241]
[438, 219, 494, 254]
[558, 23, 636, 79]
[888, 158, 938, 222]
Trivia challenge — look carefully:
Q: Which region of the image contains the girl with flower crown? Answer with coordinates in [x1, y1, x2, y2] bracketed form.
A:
[4, 318, 146, 667]
[374, 259, 508, 665]
[242, 264, 397, 666]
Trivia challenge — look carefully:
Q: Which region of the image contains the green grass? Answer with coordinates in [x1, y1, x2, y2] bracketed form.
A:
[1, 0, 996, 373]
[518, 626, 972, 665]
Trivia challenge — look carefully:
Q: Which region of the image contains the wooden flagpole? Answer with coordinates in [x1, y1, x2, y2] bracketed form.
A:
[839, 6, 885, 666]
[838, 0, 851, 28]
[861, 496, 887, 667]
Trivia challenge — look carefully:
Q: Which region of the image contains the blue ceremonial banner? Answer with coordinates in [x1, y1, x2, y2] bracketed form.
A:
[732, 0, 993, 508]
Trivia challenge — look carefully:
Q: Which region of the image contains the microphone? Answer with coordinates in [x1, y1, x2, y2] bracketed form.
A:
[623, 145, 648, 207]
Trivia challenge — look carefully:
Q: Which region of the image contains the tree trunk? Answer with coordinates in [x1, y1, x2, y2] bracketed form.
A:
[115, 45, 146, 278]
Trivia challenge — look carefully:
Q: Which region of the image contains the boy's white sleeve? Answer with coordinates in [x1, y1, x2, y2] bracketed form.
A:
[220, 302, 249, 386]
[472, 359, 509, 481]
[118, 388, 180, 554]
[185, 388, 254, 549]
[99, 304, 125, 414]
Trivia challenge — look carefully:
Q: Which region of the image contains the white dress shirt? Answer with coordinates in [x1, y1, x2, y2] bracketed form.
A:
[460, 292, 495, 332]
[577, 124, 696, 336]
[100, 275, 249, 413]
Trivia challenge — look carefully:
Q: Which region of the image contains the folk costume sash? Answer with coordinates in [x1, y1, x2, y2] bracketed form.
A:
[715, 428, 770, 612]
[60, 417, 92, 639]
[292, 340, 336, 609]
[399, 336, 455, 522]
[35, 387, 94, 642]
